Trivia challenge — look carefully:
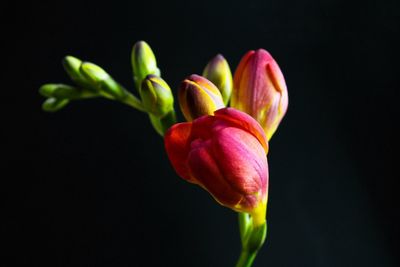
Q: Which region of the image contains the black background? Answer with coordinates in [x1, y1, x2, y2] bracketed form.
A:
[3, 0, 399, 266]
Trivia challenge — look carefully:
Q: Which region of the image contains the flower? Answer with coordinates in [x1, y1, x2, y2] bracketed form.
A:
[178, 74, 225, 122]
[202, 54, 233, 105]
[231, 49, 288, 140]
[164, 108, 268, 226]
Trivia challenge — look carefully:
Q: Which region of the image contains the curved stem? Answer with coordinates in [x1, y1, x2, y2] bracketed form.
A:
[238, 212, 251, 245]
[236, 250, 257, 267]
[120, 92, 146, 112]
[236, 212, 267, 267]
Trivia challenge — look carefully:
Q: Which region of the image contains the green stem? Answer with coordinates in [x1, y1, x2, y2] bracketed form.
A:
[238, 212, 251, 245]
[236, 212, 267, 267]
[120, 92, 146, 112]
[235, 250, 257, 267]
[149, 110, 176, 136]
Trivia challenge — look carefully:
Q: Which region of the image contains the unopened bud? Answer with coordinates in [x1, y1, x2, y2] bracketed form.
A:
[131, 41, 160, 89]
[140, 75, 174, 118]
[202, 54, 233, 105]
[42, 97, 69, 112]
[80, 62, 126, 100]
[178, 74, 225, 121]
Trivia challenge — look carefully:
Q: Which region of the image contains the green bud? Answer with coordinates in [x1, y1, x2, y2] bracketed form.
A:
[80, 62, 126, 100]
[39, 84, 81, 99]
[131, 41, 160, 89]
[62, 56, 93, 89]
[139, 75, 174, 117]
[42, 97, 69, 112]
[202, 54, 233, 105]
[80, 62, 109, 83]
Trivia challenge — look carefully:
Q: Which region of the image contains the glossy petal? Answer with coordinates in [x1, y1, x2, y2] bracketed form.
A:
[164, 122, 193, 182]
[231, 49, 288, 140]
[164, 107, 269, 216]
[187, 139, 243, 207]
[214, 108, 268, 153]
[211, 126, 268, 197]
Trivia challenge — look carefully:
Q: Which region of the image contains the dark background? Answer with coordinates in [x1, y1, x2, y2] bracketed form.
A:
[3, 0, 399, 266]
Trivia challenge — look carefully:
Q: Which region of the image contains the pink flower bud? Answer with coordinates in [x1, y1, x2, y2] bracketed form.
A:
[231, 49, 288, 140]
[164, 108, 268, 226]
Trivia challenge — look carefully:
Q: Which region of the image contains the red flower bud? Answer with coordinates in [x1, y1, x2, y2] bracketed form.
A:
[164, 108, 268, 225]
[231, 49, 288, 140]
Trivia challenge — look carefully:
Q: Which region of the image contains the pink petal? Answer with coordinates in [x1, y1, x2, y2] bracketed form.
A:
[211, 126, 268, 197]
[214, 108, 268, 153]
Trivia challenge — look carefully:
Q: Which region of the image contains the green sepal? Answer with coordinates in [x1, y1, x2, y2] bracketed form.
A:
[244, 222, 267, 253]
[238, 213, 252, 245]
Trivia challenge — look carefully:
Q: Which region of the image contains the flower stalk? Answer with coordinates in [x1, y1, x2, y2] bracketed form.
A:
[236, 212, 267, 267]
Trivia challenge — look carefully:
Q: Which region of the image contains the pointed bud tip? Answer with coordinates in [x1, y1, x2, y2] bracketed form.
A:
[42, 97, 70, 112]
[39, 84, 56, 97]
[135, 40, 148, 47]
[214, 53, 225, 61]
[131, 40, 158, 88]
[80, 62, 109, 82]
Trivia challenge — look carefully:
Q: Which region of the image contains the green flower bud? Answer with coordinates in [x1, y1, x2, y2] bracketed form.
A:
[62, 56, 93, 89]
[139, 75, 174, 117]
[42, 97, 69, 112]
[39, 84, 82, 99]
[80, 62, 126, 100]
[202, 54, 233, 105]
[131, 41, 160, 89]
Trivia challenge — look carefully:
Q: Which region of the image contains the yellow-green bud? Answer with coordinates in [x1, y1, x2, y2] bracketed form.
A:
[62, 56, 93, 89]
[42, 97, 69, 112]
[139, 75, 174, 118]
[202, 54, 233, 105]
[39, 84, 82, 99]
[39, 83, 97, 100]
[80, 62, 126, 100]
[131, 41, 160, 89]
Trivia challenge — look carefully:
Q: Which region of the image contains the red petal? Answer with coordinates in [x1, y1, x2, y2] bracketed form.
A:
[211, 126, 268, 196]
[164, 122, 193, 181]
[187, 139, 243, 208]
[190, 115, 216, 141]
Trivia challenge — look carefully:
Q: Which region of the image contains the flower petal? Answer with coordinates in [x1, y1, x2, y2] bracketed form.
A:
[187, 139, 243, 208]
[214, 108, 268, 153]
[211, 126, 268, 197]
[164, 122, 193, 181]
